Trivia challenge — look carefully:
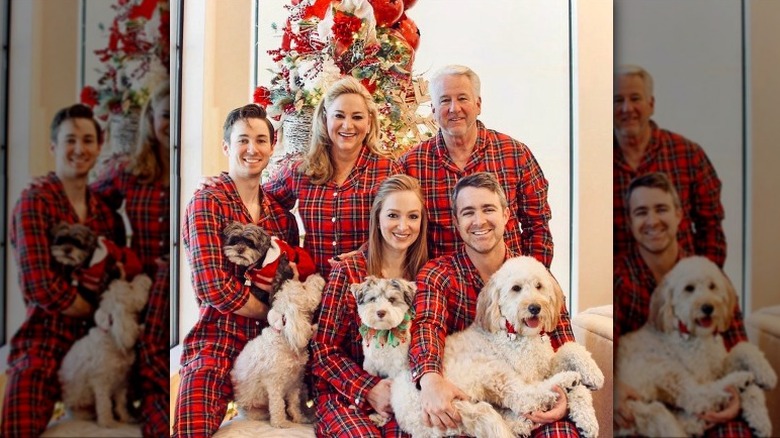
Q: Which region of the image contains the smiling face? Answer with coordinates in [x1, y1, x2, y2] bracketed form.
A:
[454, 186, 509, 255]
[222, 118, 274, 181]
[431, 74, 482, 140]
[326, 93, 370, 156]
[50, 118, 101, 180]
[628, 186, 682, 255]
[379, 190, 423, 257]
[614, 74, 655, 140]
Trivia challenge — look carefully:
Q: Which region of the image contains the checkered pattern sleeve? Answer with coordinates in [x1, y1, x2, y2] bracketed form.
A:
[548, 297, 575, 349]
[310, 255, 381, 409]
[181, 189, 249, 314]
[614, 123, 726, 267]
[408, 257, 453, 380]
[722, 308, 748, 350]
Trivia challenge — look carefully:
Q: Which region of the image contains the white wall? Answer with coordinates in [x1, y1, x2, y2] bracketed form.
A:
[614, 0, 745, 296]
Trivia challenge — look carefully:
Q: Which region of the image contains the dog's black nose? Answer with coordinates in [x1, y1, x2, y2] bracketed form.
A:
[528, 304, 541, 316]
[701, 304, 714, 316]
[377, 310, 386, 318]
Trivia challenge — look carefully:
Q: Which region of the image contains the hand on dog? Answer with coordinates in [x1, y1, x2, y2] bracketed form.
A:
[698, 385, 740, 429]
[615, 379, 640, 429]
[368, 379, 394, 419]
[419, 373, 467, 431]
[525, 385, 568, 429]
[62, 293, 93, 318]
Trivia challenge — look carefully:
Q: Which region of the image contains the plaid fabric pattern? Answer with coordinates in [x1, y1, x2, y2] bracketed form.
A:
[614, 121, 726, 267]
[3, 172, 119, 437]
[614, 246, 747, 350]
[263, 146, 401, 278]
[310, 252, 383, 416]
[399, 121, 553, 266]
[408, 246, 575, 382]
[174, 172, 296, 437]
[315, 397, 410, 438]
[91, 160, 170, 274]
[705, 420, 753, 437]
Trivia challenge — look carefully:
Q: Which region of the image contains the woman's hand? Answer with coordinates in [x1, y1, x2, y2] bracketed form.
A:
[367, 379, 394, 419]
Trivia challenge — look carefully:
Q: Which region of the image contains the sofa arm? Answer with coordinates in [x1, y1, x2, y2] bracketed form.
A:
[571, 305, 613, 438]
[745, 306, 780, 436]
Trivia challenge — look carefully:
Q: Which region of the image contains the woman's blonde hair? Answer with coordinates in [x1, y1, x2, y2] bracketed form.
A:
[367, 174, 429, 280]
[301, 76, 381, 184]
[128, 81, 169, 184]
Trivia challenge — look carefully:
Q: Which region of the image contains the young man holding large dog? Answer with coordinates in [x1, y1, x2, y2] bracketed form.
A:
[614, 171, 751, 436]
[408, 172, 580, 437]
[2, 104, 127, 436]
[172, 104, 299, 437]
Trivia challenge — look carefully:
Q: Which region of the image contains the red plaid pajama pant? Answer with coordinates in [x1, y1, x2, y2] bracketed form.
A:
[1, 313, 91, 437]
[315, 395, 410, 437]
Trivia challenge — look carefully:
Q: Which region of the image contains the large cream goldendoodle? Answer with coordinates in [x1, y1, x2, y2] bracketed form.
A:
[231, 274, 325, 428]
[617, 256, 777, 437]
[58, 274, 151, 428]
[391, 256, 604, 438]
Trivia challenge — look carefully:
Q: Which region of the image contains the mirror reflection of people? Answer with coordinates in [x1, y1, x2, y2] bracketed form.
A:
[409, 172, 577, 436]
[614, 65, 726, 267]
[90, 81, 171, 436]
[400, 65, 553, 266]
[172, 104, 299, 437]
[2, 105, 129, 436]
[310, 174, 428, 437]
[614, 172, 749, 434]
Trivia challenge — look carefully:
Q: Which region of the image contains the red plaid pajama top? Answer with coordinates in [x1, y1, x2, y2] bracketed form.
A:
[399, 121, 553, 267]
[408, 247, 575, 381]
[91, 160, 170, 275]
[614, 121, 726, 267]
[614, 245, 747, 349]
[310, 251, 383, 411]
[262, 146, 401, 278]
[180, 172, 298, 365]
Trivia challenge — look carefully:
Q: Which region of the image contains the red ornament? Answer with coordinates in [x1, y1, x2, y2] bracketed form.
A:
[368, 0, 404, 27]
[392, 13, 419, 50]
[402, 0, 418, 10]
[305, 0, 332, 20]
[253, 86, 272, 107]
[80, 86, 99, 108]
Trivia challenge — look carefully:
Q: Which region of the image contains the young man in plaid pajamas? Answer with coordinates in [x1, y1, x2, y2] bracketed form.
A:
[409, 172, 581, 437]
[614, 64, 726, 267]
[399, 64, 553, 267]
[172, 104, 298, 437]
[614, 172, 751, 436]
[2, 104, 126, 436]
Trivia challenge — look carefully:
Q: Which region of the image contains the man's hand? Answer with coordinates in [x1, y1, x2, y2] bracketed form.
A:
[699, 386, 740, 430]
[234, 294, 270, 320]
[524, 385, 568, 429]
[615, 379, 641, 429]
[419, 373, 468, 431]
[367, 379, 394, 419]
[62, 294, 93, 318]
[196, 175, 221, 191]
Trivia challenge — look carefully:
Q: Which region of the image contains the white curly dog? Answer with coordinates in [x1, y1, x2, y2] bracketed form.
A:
[390, 256, 604, 438]
[58, 274, 151, 428]
[617, 256, 777, 437]
[231, 274, 325, 428]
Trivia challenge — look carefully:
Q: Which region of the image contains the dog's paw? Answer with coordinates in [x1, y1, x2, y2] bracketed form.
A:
[368, 412, 390, 427]
[727, 343, 778, 390]
[97, 417, 120, 429]
[547, 370, 581, 391]
[270, 419, 294, 428]
[719, 370, 755, 392]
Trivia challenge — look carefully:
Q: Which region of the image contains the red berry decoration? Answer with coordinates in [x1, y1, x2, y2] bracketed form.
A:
[393, 13, 419, 50]
[369, 0, 404, 27]
[402, 0, 418, 11]
[305, 0, 332, 20]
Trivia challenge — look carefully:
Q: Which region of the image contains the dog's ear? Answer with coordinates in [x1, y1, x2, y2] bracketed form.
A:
[545, 271, 564, 333]
[223, 221, 243, 238]
[390, 279, 416, 310]
[350, 282, 363, 303]
[718, 269, 738, 333]
[475, 275, 502, 333]
[649, 278, 675, 332]
[50, 221, 70, 238]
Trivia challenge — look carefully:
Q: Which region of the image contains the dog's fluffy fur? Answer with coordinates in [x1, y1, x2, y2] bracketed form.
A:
[231, 274, 325, 428]
[390, 256, 604, 438]
[617, 256, 777, 437]
[50, 221, 99, 267]
[58, 274, 152, 428]
[223, 221, 293, 303]
[350, 276, 416, 426]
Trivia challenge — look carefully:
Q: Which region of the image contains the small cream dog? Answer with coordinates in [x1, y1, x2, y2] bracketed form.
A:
[351, 276, 416, 426]
[617, 256, 777, 437]
[231, 274, 325, 428]
[58, 274, 152, 428]
[391, 256, 604, 438]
